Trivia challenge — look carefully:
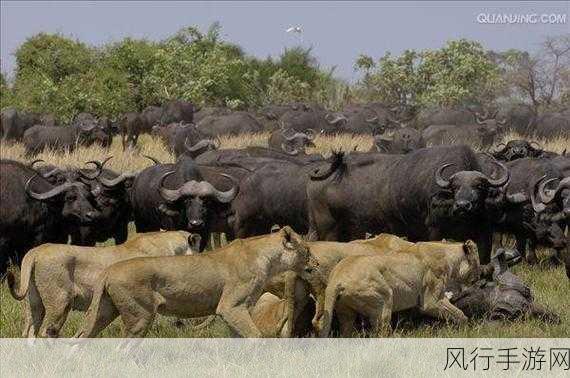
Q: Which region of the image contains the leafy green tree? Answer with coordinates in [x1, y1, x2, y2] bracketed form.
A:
[100, 38, 160, 110]
[355, 39, 501, 108]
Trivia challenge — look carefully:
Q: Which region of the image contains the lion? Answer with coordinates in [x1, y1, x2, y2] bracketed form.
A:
[263, 234, 415, 336]
[317, 240, 480, 337]
[6, 231, 199, 338]
[74, 226, 317, 338]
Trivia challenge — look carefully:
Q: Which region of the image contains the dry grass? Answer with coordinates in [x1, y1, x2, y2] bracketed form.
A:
[0, 131, 568, 338]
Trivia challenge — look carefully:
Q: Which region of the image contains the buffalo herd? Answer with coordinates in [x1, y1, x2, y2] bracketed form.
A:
[0, 100, 568, 337]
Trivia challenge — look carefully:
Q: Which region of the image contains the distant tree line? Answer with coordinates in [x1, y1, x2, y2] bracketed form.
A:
[1, 22, 568, 122]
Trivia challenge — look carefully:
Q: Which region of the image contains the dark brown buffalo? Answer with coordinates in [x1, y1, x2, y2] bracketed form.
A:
[307, 146, 510, 263]
[268, 128, 315, 153]
[0, 160, 103, 272]
[23, 122, 111, 157]
[370, 127, 425, 154]
[197, 111, 264, 136]
[1, 108, 55, 142]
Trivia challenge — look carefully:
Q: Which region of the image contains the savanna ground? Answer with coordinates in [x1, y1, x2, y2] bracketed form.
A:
[0, 131, 568, 338]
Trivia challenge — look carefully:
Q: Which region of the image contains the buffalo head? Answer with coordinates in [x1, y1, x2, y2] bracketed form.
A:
[492, 140, 543, 161]
[158, 171, 239, 230]
[25, 173, 102, 225]
[435, 160, 509, 217]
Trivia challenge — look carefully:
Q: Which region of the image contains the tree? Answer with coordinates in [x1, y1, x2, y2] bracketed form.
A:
[494, 35, 570, 113]
[355, 39, 501, 108]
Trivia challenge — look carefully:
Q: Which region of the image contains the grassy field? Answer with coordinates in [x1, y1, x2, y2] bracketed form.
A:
[0, 131, 568, 338]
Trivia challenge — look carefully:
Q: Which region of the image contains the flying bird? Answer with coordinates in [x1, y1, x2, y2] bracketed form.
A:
[286, 26, 302, 34]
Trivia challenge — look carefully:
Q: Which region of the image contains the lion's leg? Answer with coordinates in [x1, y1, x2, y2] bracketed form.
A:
[77, 290, 119, 338]
[26, 274, 45, 337]
[21, 299, 33, 338]
[114, 291, 158, 338]
[37, 287, 72, 338]
[369, 290, 393, 337]
[420, 271, 467, 324]
[421, 297, 468, 323]
[122, 311, 156, 338]
[217, 304, 263, 338]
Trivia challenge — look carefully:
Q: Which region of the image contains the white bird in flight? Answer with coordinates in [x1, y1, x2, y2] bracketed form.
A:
[286, 26, 302, 34]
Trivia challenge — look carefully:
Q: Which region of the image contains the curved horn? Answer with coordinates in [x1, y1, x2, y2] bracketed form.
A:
[529, 141, 542, 151]
[25, 174, 73, 201]
[475, 116, 485, 125]
[306, 128, 316, 140]
[539, 177, 570, 204]
[531, 175, 548, 213]
[99, 171, 137, 188]
[497, 118, 507, 126]
[281, 143, 300, 156]
[29, 159, 45, 168]
[185, 138, 215, 153]
[326, 114, 347, 125]
[78, 121, 96, 132]
[29, 159, 60, 178]
[484, 160, 510, 187]
[213, 173, 239, 203]
[81, 156, 112, 180]
[435, 163, 454, 188]
[365, 116, 378, 124]
[158, 171, 182, 202]
[143, 155, 161, 165]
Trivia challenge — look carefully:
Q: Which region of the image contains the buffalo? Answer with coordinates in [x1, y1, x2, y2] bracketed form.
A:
[23, 121, 111, 157]
[1, 108, 55, 142]
[423, 111, 506, 148]
[0, 159, 102, 272]
[197, 111, 265, 136]
[268, 128, 316, 153]
[370, 126, 425, 154]
[307, 146, 510, 263]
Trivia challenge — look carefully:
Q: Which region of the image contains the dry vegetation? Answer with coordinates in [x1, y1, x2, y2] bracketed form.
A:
[0, 132, 568, 338]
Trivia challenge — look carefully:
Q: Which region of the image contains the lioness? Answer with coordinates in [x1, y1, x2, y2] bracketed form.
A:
[7, 231, 198, 338]
[75, 226, 317, 338]
[265, 234, 415, 335]
[317, 240, 480, 337]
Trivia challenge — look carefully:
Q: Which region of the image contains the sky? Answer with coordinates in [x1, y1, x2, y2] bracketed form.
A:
[1, 1, 568, 81]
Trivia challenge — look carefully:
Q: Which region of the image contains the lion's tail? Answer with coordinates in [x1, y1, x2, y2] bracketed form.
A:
[6, 251, 35, 300]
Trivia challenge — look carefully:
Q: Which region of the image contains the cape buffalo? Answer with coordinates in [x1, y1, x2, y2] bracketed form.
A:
[307, 146, 510, 263]
[492, 140, 548, 161]
[495, 158, 568, 264]
[160, 99, 195, 125]
[0, 160, 103, 272]
[1, 108, 55, 142]
[23, 121, 111, 157]
[197, 111, 265, 136]
[130, 156, 238, 251]
[370, 127, 425, 154]
[29, 158, 134, 246]
[268, 128, 316, 153]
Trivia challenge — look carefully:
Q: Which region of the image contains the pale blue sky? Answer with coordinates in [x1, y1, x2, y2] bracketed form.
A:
[1, 1, 568, 80]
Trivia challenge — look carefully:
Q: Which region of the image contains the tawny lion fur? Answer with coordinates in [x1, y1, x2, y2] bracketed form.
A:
[317, 239, 480, 337]
[75, 226, 316, 338]
[7, 231, 193, 338]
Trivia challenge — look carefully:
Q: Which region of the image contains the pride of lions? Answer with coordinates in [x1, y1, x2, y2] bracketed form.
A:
[5, 228, 555, 338]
